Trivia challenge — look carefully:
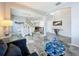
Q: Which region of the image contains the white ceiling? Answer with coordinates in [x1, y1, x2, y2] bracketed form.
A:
[11, 2, 69, 26]
[17, 2, 67, 14]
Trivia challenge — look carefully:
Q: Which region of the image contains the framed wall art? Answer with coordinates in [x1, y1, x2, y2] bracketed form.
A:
[53, 20, 62, 26]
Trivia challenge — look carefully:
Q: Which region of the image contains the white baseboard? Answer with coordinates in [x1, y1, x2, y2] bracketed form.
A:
[70, 43, 79, 48]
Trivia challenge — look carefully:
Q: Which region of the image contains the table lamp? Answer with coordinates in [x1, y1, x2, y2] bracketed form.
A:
[0, 20, 12, 39]
[0, 20, 12, 27]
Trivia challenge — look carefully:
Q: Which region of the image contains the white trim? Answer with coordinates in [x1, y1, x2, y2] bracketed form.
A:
[70, 43, 79, 48]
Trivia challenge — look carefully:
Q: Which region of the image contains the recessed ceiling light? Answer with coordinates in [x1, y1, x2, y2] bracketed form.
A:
[50, 12, 56, 15]
[50, 13, 54, 15]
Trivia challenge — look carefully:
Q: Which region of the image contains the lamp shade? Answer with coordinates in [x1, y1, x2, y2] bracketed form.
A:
[0, 20, 12, 27]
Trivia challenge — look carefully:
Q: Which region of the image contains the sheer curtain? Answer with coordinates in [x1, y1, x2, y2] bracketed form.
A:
[12, 15, 32, 38]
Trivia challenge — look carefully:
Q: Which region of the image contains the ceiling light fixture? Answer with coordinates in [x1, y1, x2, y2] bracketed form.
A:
[56, 2, 61, 6]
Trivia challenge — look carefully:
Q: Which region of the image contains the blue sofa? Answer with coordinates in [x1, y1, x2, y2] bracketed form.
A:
[0, 39, 38, 56]
[6, 39, 30, 56]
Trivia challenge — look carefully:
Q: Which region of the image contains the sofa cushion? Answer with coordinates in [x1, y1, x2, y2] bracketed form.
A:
[9, 39, 30, 56]
[0, 40, 7, 56]
[6, 44, 22, 56]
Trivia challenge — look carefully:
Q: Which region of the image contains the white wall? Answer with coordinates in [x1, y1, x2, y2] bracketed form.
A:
[61, 2, 79, 47]
[0, 3, 4, 38]
[53, 8, 71, 37]
[70, 3, 79, 47]
[45, 8, 71, 38]
[44, 16, 54, 34]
